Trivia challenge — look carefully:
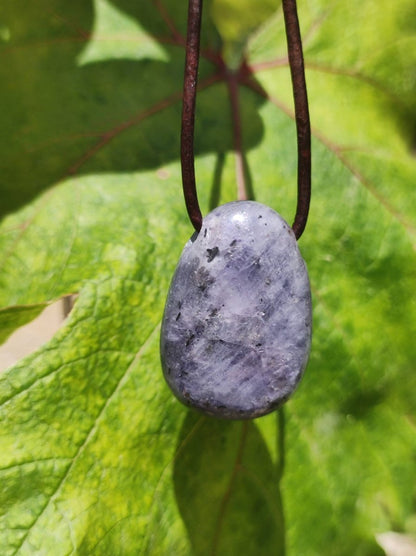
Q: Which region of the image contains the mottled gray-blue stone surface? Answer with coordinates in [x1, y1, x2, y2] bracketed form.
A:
[160, 201, 312, 419]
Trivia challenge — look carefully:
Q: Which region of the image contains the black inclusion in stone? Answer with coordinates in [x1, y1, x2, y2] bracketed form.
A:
[206, 247, 219, 262]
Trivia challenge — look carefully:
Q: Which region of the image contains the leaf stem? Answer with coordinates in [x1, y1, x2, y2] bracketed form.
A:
[282, 0, 311, 239]
[226, 70, 248, 201]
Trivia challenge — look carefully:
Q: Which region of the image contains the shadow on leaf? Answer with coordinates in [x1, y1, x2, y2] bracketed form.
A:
[174, 410, 285, 555]
[1, 0, 267, 219]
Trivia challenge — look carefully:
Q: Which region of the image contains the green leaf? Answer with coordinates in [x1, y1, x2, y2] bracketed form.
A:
[1, 0, 415, 554]
[210, 0, 277, 67]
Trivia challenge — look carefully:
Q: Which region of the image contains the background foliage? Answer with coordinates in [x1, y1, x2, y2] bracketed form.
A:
[1, 0, 415, 554]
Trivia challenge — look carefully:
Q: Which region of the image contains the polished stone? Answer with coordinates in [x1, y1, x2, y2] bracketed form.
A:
[160, 201, 312, 419]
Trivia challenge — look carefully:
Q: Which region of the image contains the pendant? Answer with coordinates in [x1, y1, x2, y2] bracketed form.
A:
[160, 200, 312, 419]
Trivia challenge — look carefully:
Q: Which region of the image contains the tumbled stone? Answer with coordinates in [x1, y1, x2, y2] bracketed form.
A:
[160, 200, 312, 419]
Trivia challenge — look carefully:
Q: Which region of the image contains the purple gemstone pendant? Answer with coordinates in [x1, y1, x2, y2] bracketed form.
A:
[160, 201, 312, 419]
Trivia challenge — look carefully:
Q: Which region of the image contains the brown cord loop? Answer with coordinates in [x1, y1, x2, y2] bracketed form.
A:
[181, 0, 311, 239]
[181, 0, 203, 232]
[282, 0, 311, 239]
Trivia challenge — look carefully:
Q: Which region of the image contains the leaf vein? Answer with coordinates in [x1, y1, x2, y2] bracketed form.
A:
[242, 78, 415, 238]
[10, 322, 160, 555]
[211, 422, 249, 555]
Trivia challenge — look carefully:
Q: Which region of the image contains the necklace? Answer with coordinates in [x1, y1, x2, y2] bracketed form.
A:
[160, 0, 312, 419]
